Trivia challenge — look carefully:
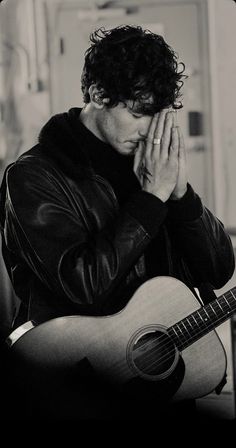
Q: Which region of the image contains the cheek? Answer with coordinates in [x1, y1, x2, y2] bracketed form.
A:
[118, 116, 136, 134]
[111, 118, 129, 140]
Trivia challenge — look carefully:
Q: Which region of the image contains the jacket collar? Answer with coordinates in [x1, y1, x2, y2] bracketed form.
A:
[38, 107, 109, 180]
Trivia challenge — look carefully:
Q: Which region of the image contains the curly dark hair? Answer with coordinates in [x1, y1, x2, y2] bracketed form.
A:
[81, 25, 186, 113]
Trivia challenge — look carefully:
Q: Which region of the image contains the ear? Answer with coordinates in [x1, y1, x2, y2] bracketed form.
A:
[89, 85, 109, 109]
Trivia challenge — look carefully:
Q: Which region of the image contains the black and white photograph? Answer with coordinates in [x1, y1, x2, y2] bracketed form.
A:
[0, 0, 236, 427]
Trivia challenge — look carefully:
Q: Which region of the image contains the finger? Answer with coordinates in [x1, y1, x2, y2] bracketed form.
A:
[170, 126, 179, 158]
[147, 109, 169, 160]
[146, 109, 168, 147]
[160, 112, 175, 159]
[145, 113, 160, 159]
[133, 141, 145, 176]
[172, 110, 178, 127]
[176, 126, 186, 160]
[176, 126, 188, 193]
[154, 108, 169, 139]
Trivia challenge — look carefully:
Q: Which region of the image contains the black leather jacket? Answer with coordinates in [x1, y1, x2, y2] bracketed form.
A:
[0, 108, 235, 327]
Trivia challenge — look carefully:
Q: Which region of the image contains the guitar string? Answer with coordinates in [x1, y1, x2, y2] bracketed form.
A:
[134, 296, 235, 361]
[28, 290, 235, 379]
[136, 289, 236, 360]
[135, 289, 236, 360]
[134, 297, 234, 371]
[107, 297, 235, 376]
[76, 296, 235, 373]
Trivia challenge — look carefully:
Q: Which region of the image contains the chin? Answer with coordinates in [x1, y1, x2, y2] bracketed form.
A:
[124, 142, 138, 153]
[121, 148, 136, 156]
[113, 144, 135, 156]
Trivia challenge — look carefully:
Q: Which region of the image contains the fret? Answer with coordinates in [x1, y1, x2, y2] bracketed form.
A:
[215, 299, 229, 315]
[230, 289, 236, 299]
[179, 322, 190, 341]
[171, 326, 179, 341]
[186, 313, 199, 333]
[203, 308, 211, 321]
[186, 316, 199, 339]
[218, 294, 236, 315]
[196, 310, 208, 326]
[223, 294, 232, 308]
[169, 323, 186, 350]
[191, 314, 198, 327]
[200, 307, 212, 323]
[224, 291, 236, 307]
[216, 300, 224, 313]
[185, 317, 194, 331]
[175, 323, 185, 339]
[181, 320, 191, 338]
[230, 290, 236, 303]
[209, 303, 218, 317]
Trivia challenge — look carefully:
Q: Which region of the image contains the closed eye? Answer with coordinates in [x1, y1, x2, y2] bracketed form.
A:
[131, 112, 143, 119]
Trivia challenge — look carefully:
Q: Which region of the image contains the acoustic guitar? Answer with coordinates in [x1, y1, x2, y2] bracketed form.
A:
[7, 276, 236, 402]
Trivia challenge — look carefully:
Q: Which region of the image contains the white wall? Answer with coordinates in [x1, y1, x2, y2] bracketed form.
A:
[207, 0, 236, 230]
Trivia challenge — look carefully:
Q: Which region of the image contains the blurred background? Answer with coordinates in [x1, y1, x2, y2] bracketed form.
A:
[0, 0, 236, 420]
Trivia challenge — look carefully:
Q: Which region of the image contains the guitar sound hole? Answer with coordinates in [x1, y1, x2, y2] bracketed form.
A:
[132, 330, 177, 378]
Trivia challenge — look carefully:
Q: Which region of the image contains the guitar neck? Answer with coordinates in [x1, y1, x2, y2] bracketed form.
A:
[168, 286, 236, 351]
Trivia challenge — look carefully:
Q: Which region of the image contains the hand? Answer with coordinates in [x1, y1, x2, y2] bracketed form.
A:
[169, 123, 188, 200]
[134, 110, 179, 202]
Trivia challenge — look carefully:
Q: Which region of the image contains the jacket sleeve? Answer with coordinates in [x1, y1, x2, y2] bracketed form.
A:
[4, 160, 167, 308]
[167, 184, 235, 289]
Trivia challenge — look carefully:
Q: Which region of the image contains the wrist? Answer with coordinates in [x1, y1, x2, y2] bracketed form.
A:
[170, 186, 188, 201]
[167, 183, 203, 221]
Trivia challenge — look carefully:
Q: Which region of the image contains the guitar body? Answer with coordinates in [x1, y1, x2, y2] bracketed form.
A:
[10, 276, 227, 403]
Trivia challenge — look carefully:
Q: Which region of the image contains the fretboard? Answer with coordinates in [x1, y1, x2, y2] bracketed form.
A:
[168, 287, 236, 350]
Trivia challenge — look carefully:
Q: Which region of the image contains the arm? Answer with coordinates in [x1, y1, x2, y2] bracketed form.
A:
[134, 111, 235, 289]
[5, 158, 167, 308]
[167, 185, 235, 289]
[167, 123, 234, 288]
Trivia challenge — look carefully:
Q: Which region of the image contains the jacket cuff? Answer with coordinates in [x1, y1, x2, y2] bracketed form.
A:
[167, 183, 203, 221]
[124, 191, 168, 237]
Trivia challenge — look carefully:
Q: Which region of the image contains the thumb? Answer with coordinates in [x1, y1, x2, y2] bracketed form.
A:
[133, 141, 145, 175]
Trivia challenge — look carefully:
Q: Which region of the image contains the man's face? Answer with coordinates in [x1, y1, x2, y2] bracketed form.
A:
[96, 100, 155, 156]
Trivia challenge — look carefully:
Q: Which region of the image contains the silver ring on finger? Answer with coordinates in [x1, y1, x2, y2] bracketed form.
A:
[153, 138, 161, 145]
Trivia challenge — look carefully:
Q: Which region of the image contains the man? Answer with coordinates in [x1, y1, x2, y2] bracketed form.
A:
[0, 25, 234, 420]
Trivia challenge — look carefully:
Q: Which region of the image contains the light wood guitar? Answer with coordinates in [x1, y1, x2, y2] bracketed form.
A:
[8, 276, 236, 402]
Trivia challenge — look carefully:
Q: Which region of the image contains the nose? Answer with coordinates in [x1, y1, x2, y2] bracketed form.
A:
[138, 116, 153, 140]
